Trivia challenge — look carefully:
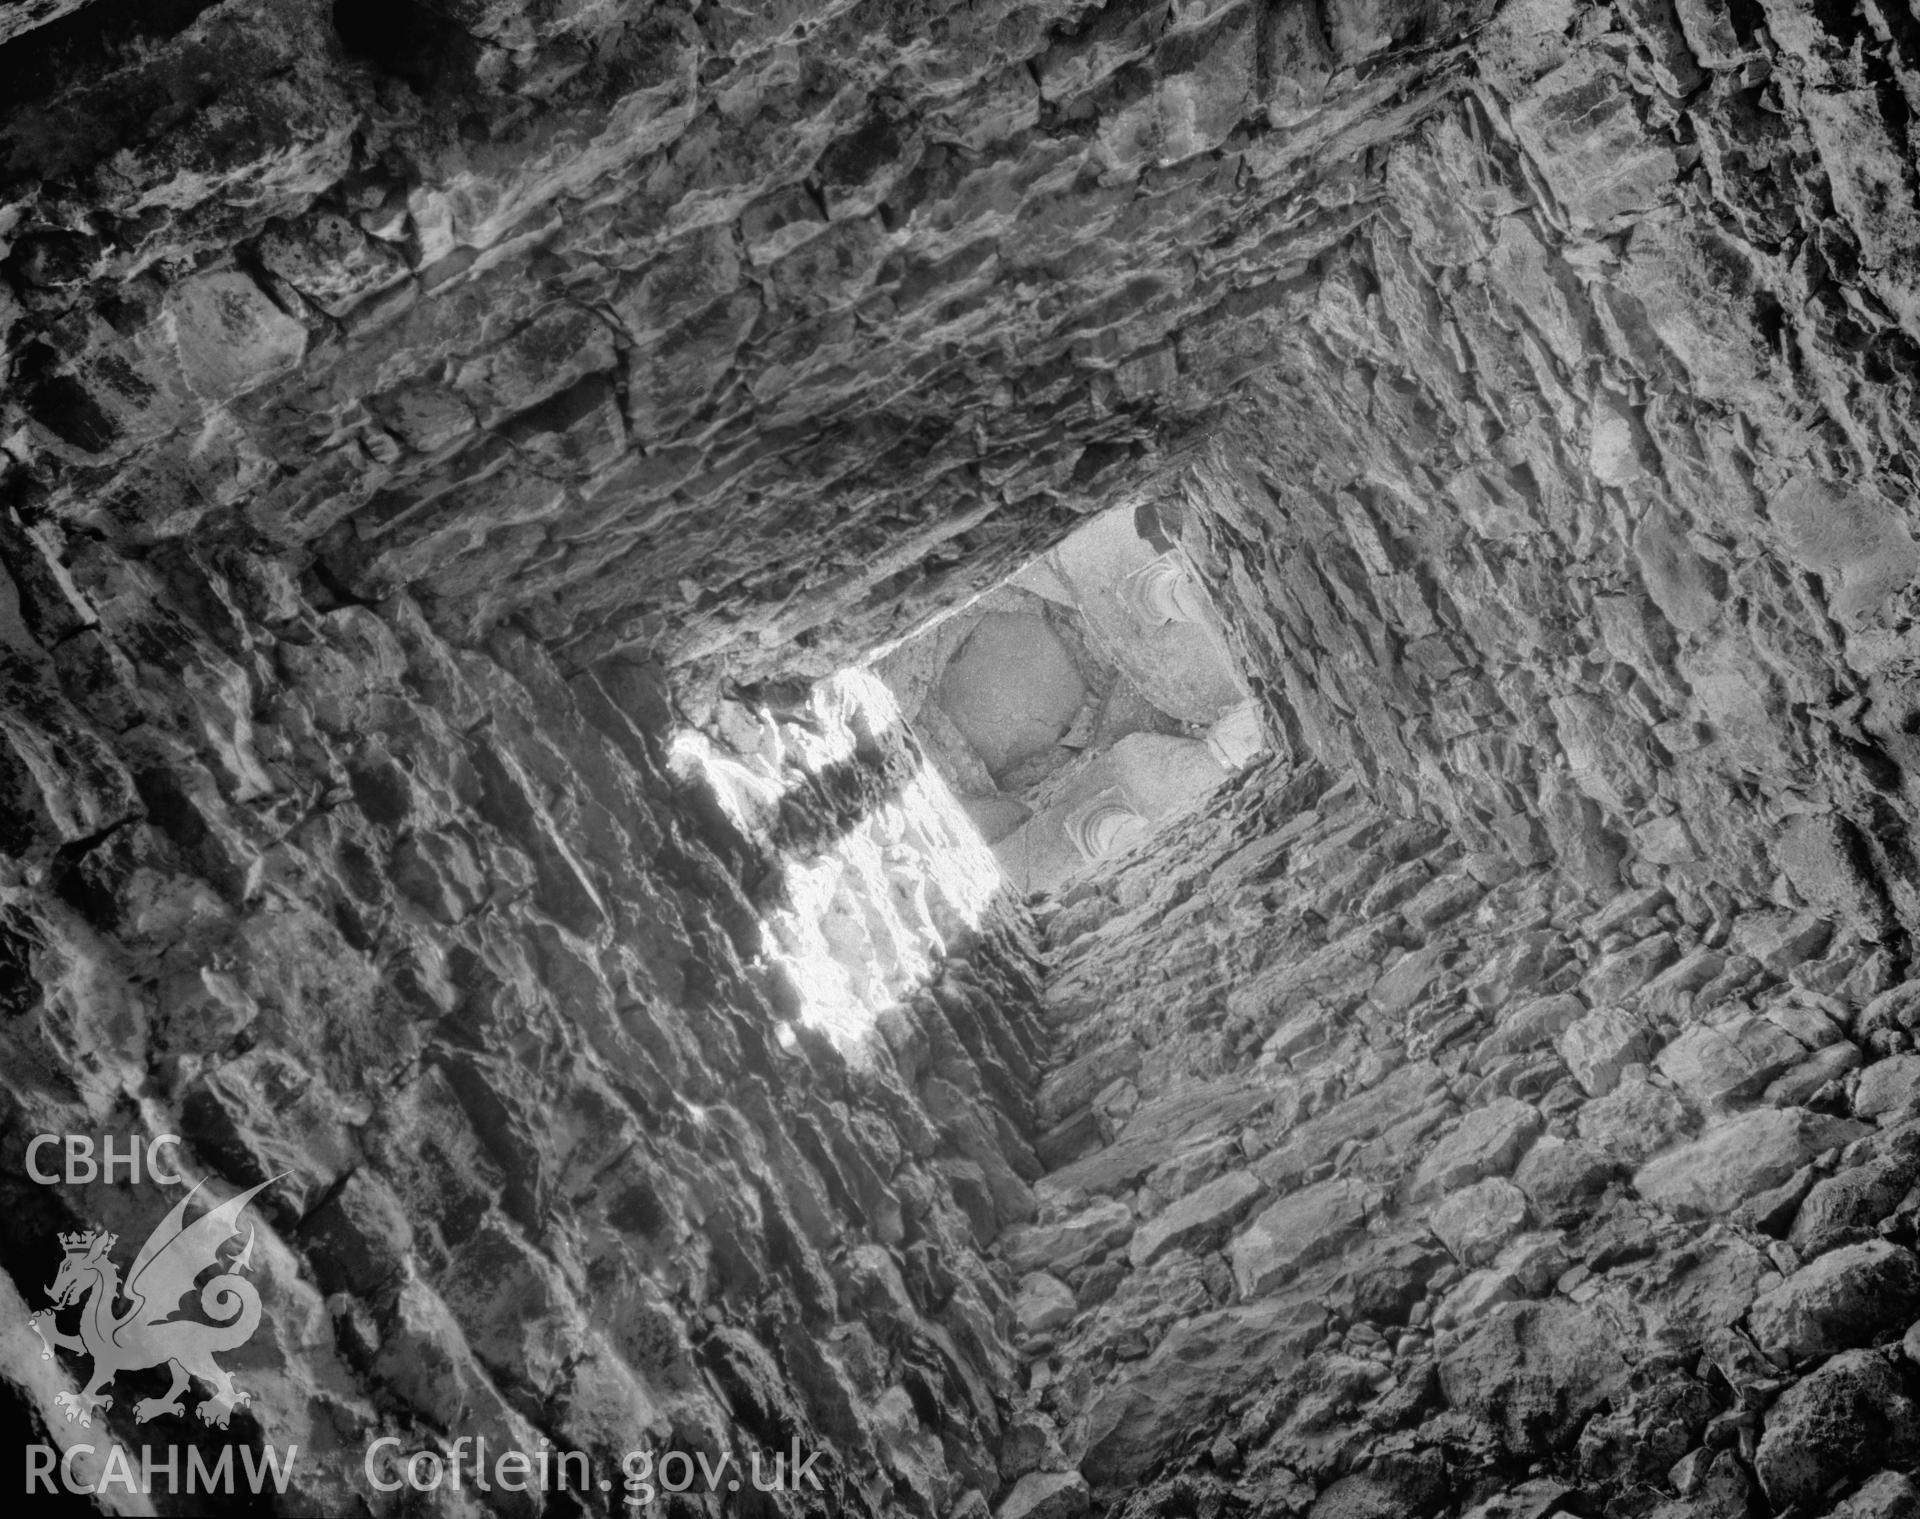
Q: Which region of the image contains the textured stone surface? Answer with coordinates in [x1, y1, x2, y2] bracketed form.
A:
[1559, 1006, 1655, 1098]
[0, 0, 1497, 686]
[0, 592, 1052, 1513]
[1232, 1176, 1378, 1298]
[1754, 1350, 1920, 1510]
[1128, 1168, 1263, 1269]
[10, 0, 1920, 1515]
[998, 1468, 1090, 1519]
[1825, 1472, 1920, 1519]
[1792, 1151, 1920, 1256]
[1635, 1110, 1872, 1219]
[1657, 1018, 1809, 1109]
[1017, 1273, 1079, 1338]
[1077, 1297, 1322, 1486]
[1747, 1241, 1920, 1363]
[1855, 1053, 1920, 1120]
[1410, 1100, 1545, 1203]
[1431, 1178, 1533, 1268]
[1018, 754, 1920, 1508]
[1439, 1302, 1631, 1453]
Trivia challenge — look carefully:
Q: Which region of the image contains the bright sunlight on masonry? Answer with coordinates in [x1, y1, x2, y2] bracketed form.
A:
[667, 670, 1004, 1062]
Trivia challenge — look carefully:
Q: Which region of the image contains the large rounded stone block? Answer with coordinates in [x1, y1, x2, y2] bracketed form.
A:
[1755, 1349, 1920, 1509]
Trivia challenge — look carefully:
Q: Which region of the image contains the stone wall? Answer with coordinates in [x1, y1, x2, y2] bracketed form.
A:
[0, 539, 1052, 1515]
[8, 0, 1920, 1517]
[977, 7, 1920, 1504]
[1015, 757, 1920, 1515]
[0, 0, 1488, 692]
[1174, 3, 1920, 948]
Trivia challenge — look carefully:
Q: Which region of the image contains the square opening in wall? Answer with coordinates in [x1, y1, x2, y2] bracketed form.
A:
[868, 498, 1267, 895]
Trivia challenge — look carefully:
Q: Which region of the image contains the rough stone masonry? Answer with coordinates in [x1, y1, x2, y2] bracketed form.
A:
[6, 0, 1920, 1516]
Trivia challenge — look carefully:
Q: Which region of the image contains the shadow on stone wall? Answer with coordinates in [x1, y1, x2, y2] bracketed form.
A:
[0, 539, 1057, 1516]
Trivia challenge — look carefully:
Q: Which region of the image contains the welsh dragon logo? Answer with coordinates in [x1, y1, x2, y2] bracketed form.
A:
[26, 1174, 284, 1429]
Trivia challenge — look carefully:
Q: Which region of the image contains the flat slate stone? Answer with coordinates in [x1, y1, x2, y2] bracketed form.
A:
[1558, 1005, 1654, 1097]
[1128, 1168, 1264, 1268]
[1576, 1074, 1692, 1166]
[1747, 1239, 1920, 1362]
[1431, 1176, 1532, 1266]
[1855, 1052, 1920, 1119]
[1789, 1155, 1917, 1256]
[1635, 1108, 1872, 1218]
[1514, 1135, 1620, 1223]
[1655, 1015, 1807, 1108]
[1410, 1097, 1545, 1202]
[1014, 1272, 1078, 1337]
[1077, 1296, 1321, 1488]
[1002, 1198, 1135, 1275]
[1231, 1176, 1378, 1298]
[1824, 1471, 1920, 1519]
[996, 1470, 1089, 1519]
[1254, 1059, 1447, 1191]
[1042, 1077, 1274, 1197]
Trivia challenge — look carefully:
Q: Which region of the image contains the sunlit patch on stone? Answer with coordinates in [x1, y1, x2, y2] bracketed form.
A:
[671, 669, 1004, 1062]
